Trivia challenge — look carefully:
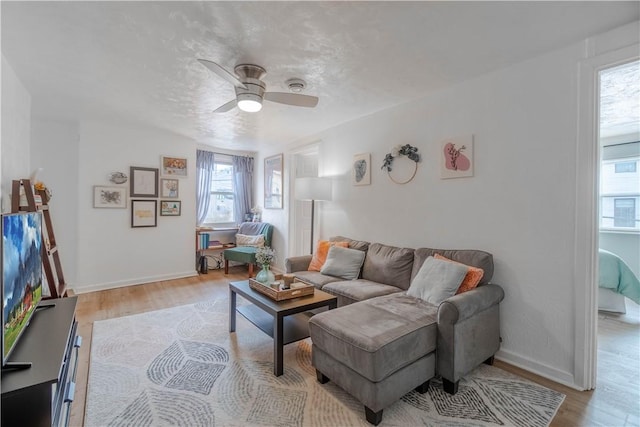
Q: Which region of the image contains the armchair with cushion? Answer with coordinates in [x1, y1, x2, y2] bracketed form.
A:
[224, 222, 274, 277]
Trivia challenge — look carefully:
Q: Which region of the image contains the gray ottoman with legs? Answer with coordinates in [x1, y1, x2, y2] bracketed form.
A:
[309, 293, 438, 425]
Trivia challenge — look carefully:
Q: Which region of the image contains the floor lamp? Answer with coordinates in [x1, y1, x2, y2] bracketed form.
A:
[295, 177, 332, 254]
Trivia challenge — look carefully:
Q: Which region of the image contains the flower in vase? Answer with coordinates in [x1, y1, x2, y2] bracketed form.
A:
[255, 246, 275, 267]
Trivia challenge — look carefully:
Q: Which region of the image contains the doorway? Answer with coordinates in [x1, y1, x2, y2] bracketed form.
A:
[289, 144, 320, 256]
[593, 59, 640, 421]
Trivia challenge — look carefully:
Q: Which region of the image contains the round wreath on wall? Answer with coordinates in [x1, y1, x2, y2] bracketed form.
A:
[381, 144, 421, 184]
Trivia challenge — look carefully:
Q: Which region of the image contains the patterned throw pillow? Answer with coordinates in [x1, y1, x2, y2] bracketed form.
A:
[235, 234, 265, 247]
[434, 253, 484, 294]
[308, 241, 349, 271]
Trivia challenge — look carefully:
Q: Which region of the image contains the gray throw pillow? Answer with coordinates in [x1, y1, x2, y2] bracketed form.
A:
[320, 245, 366, 280]
[407, 256, 468, 305]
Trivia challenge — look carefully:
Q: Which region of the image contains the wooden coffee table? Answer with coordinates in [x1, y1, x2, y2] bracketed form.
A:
[229, 280, 337, 376]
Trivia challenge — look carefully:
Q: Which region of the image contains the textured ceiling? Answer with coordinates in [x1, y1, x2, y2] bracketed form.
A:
[2, 1, 638, 151]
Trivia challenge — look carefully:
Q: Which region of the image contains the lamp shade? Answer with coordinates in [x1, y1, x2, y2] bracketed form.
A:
[295, 177, 332, 201]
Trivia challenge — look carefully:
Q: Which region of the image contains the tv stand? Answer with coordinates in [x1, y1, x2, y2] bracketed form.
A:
[1, 361, 33, 371]
[1, 297, 79, 427]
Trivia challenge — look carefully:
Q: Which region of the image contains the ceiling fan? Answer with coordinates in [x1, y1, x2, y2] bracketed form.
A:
[198, 59, 319, 113]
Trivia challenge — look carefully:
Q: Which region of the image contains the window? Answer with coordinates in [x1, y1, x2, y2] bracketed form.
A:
[205, 154, 235, 224]
[600, 155, 640, 231]
[615, 161, 637, 173]
[598, 60, 639, 231]
[614, 198, 636, 228]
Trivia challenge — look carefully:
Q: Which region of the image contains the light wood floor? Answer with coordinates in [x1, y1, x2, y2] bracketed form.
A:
[68, 270, 639, 426]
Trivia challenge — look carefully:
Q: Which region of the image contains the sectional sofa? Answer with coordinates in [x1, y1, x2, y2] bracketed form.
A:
[285, 236, 504, 425]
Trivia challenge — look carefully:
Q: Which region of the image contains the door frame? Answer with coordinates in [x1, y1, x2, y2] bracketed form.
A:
[575, 43, 639, 390]
[288, 142, 320, 257]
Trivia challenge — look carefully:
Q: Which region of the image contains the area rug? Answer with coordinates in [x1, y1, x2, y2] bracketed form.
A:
[85, 298, 564, 427]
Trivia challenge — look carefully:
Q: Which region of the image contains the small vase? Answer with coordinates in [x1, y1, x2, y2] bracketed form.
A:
[256, 265, 275, 285]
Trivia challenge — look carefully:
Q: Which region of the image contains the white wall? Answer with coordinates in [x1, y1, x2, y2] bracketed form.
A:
[1, 54, 31, 210]
[31, 120, 80, 287]
[74, 121, 197, 293]
[316, 43, 581, 383]
[265, 22, 639, 389]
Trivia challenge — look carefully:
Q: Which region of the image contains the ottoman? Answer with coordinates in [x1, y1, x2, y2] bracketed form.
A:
[309, 293, 438, 425]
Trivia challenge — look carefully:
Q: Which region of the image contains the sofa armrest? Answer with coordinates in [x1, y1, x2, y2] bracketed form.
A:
[438, 284, 504, 324]
[436, 283, 505, 387]
[285, 255, 313, 273]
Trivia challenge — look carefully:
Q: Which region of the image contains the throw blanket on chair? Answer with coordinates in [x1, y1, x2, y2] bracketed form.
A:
[599, 249, 640, 304]
[238, 222, 268, 237]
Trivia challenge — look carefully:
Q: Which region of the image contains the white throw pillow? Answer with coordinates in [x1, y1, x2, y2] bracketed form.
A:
[320, 246, 366, 280]
[407, 256, 468, 305]
[235, 234, 265, 247]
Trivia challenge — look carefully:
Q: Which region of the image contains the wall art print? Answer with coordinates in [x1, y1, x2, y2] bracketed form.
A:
[94, 186, 127, 208]
[161, 155, 188, 178]
[130, 166, 159, 197]
[352, 153, 371, 185]
[160, 200, 181, 216]
[440, 135, 474, 179]
[161, 179, 179, 198]
[131, 200, 157, 227]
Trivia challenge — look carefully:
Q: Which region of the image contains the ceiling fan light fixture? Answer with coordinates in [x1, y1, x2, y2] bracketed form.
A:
[237, 93, 263, 112]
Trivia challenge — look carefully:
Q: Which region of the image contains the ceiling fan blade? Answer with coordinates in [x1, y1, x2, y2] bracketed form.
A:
[198, 59, 247, 89]
[264, 92, 319, 108]
[213, 99, 237, 113]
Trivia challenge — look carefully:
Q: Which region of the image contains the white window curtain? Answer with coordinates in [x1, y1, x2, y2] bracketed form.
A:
[233, 155, 254, 224]
[196, 150, 216, 226]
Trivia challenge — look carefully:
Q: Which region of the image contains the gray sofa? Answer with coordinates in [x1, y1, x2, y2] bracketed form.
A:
[285, 236, 504, 425]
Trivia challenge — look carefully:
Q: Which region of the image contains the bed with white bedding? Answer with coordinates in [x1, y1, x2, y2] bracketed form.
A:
[598, 249, 640, 313]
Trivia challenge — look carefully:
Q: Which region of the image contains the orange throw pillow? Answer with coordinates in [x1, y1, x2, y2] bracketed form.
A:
[434, 254, 484, 294]
[308, 241, 349, 271]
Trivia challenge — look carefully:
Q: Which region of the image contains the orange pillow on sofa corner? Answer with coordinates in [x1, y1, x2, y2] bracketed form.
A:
[308, 241, 350, 271]
[434, 254, 484, 294]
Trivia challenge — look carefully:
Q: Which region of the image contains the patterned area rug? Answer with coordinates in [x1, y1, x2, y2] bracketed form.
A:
[85, 299, 564, 427]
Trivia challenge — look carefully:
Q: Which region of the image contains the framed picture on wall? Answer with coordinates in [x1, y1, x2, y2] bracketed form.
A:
[352, 153, 371, 185]
[160, 178, 179, 198]
[130, 166, 159, 197]
[93, 186, 127, 208]
[440, 135, 474, 179]
[131, 200, 157, 227]
[264, 154, 284, 209]
[161, 155, 188, 178]
[160, 200, 181, 216]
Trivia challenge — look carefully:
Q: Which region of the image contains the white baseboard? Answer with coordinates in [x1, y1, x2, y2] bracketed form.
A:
[70, 270, 198, 294]
[496, 348, 584, 391]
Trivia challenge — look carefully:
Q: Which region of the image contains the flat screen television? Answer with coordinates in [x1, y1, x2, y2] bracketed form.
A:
[2, 211, 43, 367]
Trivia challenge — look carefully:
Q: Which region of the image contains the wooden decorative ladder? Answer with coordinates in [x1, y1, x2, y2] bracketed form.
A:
[11, 179, 67, 299]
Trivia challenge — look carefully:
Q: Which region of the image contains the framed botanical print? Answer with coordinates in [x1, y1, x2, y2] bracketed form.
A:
[440, 135, 474, 179]
[93, 186, 127, 208]
[161, 155, 188, 178]
[160, 178, 179, 198]
[352, 153, 371, 185]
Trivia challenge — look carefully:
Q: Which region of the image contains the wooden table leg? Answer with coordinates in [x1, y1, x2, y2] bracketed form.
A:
[229, 288, 236, 332]
[274, 313, 284, 376]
